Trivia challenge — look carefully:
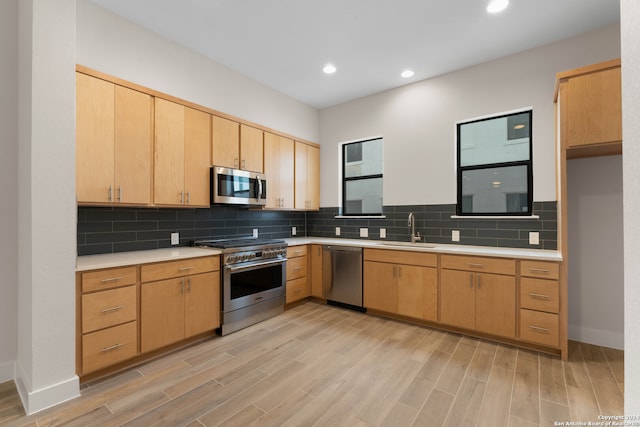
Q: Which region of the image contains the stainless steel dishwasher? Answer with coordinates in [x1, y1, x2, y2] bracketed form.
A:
[322, 245, 364, 310]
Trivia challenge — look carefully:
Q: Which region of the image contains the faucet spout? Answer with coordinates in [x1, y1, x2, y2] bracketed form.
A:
[408, 212, 421, 243]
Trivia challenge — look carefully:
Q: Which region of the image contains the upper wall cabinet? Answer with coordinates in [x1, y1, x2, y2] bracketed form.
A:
[76, 73, 152, 205]
[264, 132, 294, 209]
[555, 59, 622, 158]
[154, 98, 211, 207]
[211, 116, 264, 173]
[295, 142, 320, 210]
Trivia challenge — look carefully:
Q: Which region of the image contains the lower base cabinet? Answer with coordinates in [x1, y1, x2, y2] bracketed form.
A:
[286, 245, 310, 303]
[82, 322, 138, 374]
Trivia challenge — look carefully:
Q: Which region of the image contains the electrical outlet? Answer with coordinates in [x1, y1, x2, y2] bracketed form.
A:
[335, 227, 341, 236]
[380, 228, 386, 239]
[292, 226, 297, 236]
[529, 231, 540, 245]
[253, 228, 259, 238]
[360, 228, 368, 238]
[171, 232, 179, 245]
[452, 230, 460, 242]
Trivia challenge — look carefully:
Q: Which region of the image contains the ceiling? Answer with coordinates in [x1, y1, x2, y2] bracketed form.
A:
[89, 0, 620, 109]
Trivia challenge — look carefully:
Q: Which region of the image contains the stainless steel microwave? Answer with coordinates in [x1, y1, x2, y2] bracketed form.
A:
[211, 166, 267, 206]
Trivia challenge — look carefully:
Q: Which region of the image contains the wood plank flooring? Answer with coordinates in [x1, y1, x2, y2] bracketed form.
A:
[0, 302, 624, 426]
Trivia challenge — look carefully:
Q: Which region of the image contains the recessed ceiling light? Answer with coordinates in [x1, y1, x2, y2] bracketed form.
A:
[323, 64, 337, 74]
[514, 124, 526, 130]
[487, 0, 509, 14]
[401, 70, 415, 78]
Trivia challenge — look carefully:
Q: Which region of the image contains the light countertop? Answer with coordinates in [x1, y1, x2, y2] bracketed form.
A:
[77, 237, 561, 271]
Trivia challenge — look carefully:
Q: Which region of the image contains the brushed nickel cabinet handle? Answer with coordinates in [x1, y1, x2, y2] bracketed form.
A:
[234, 158, 239, 168]
[186, 191, 190, 204]
[100, 277, 124, 283]
[529, 268, 551, 274]
[393, 266, 397, 278]
[467, 263, 484, 268]
[101, 343, 123, 352]
[528, 325, 549, 333]
[470, 273, 473, 288]
[178, 266, 194, 271]
[179, 191, 184, 204]
[108, 185, 112, 202]
[187, 277, 191, 292]
[529, 293, 550, 300]
[477, 275, 481, 288]
[180, 279, 184, 294]
[117, 186, 122, 202]
[398, 266, 402, 278]
[101, 305, 124, 314]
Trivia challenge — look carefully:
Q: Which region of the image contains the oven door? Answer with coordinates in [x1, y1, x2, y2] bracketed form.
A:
[223, 258, 286, 313]
[212, 166, 267, 206]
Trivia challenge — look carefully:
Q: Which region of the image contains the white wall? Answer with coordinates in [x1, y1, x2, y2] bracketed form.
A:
[16, 0, 79, 414]
[76, 0, 319, 144]
[319, 24, 621, 208]
[0, 0, 19, 383]
[567, 155, 623, 349]
[622, 0, 640, 413]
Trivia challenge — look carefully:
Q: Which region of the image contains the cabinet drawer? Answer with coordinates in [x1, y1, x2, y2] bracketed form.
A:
[82, 321, 138, 374]
[287, 256, 307, 280]
[364, 248, 437, 267]
[441, 255, 515, 275]
[520, 278, 559, 313]
[286, 277, 310, 303]
[82, 266, 137, 293]
[141, 256, 219, 283]
[519, 309, 559, 347]
[82, 285, 137, 333]
[287, 245, 308, 258]
[520, 260, 560, 280]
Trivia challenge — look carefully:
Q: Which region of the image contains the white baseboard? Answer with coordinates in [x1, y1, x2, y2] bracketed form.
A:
[15, 362, 80, 415]
[0, 360, 15, 383]
[568, 324, 624, 350]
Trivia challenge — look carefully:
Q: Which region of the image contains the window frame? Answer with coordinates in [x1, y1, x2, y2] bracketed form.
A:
[456, 109, 533, 216]
[341, 137, 384, 216]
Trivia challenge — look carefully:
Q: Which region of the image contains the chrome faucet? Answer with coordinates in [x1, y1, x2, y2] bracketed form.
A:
[408, 212, 422, 243]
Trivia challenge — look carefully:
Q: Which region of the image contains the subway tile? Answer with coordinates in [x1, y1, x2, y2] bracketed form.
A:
[114, 241, 158, 253]
[85, 232, 137, 244]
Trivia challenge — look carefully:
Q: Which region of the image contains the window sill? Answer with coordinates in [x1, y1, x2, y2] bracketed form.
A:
[450, 215, 540, 220]
[334, 215, 387, 219]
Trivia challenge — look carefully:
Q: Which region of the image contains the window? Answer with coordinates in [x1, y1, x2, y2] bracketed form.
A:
[342, 137, 383, 215]
[457, 110, 533, 215]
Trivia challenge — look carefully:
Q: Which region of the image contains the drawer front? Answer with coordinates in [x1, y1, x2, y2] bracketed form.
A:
[364, 248, 437, 267]
[286, 277, 310, 303]
[287, 245, 308, 258]
[519, 309, 559, 347]
[287, 256, 307, 280]
[520, 278, 559, 313]
[141, 256, 219, 283]
[82, 321, 138, 374]
[441, 255, 515, 275]
[82, 285, 137, 333]
[520, 260, 560, 280]
[82, 266, 137, 293]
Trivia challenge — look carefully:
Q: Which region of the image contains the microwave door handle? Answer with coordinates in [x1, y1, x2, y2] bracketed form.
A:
[256, 175, 263, 202]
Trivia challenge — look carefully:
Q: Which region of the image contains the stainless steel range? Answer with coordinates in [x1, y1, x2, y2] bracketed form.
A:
[193, 238, 287, 335]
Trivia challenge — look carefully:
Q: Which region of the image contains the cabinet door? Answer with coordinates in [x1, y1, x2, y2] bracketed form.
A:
[114, 85, 152, 205]
[264, 132, 282, 209]
[475, 273, 515, 338]
[154, 98, 185, 205]
[279, 137, 295, 209]
[184, 272, 220, 337]
[310, 244, 323, 298]
[240, 124, 263, 172]
[76, 73, 115, 203]
[307, 145, 320, 210]
[440, 269, 475, 330]
[398, 266, 437, 322]
[294, 142, 309, 209]
[211, 115, 240, 168]
[566, 67, 622, 148]
[363, 261, 397, 313]
[184, 107, 211, 207]
[141, 278, 185, 352]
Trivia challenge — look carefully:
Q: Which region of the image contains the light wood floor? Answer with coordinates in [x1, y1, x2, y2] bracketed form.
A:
[1, 302, 624, 427]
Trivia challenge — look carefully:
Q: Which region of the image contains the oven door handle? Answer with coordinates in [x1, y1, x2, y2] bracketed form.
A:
[226, 258, 286, 272]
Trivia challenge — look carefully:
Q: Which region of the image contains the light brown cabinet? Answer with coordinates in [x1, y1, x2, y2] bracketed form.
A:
[78, 266, 138, 375]
[440, 255, 516, 339]
[140, 257, 220, 353]
[363, 249, 437, 322]
[294, 142, 320, 210]
[154, 98, 211, 207]
[519, 260, 560, 347]
[211, 118, 264, 172]
[76, 73, 152, 205]
[286, 245, 310, 303]
[310, 244, 324, 298]
[264, 132, 295, 209]
[556, 59, 622, 158]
